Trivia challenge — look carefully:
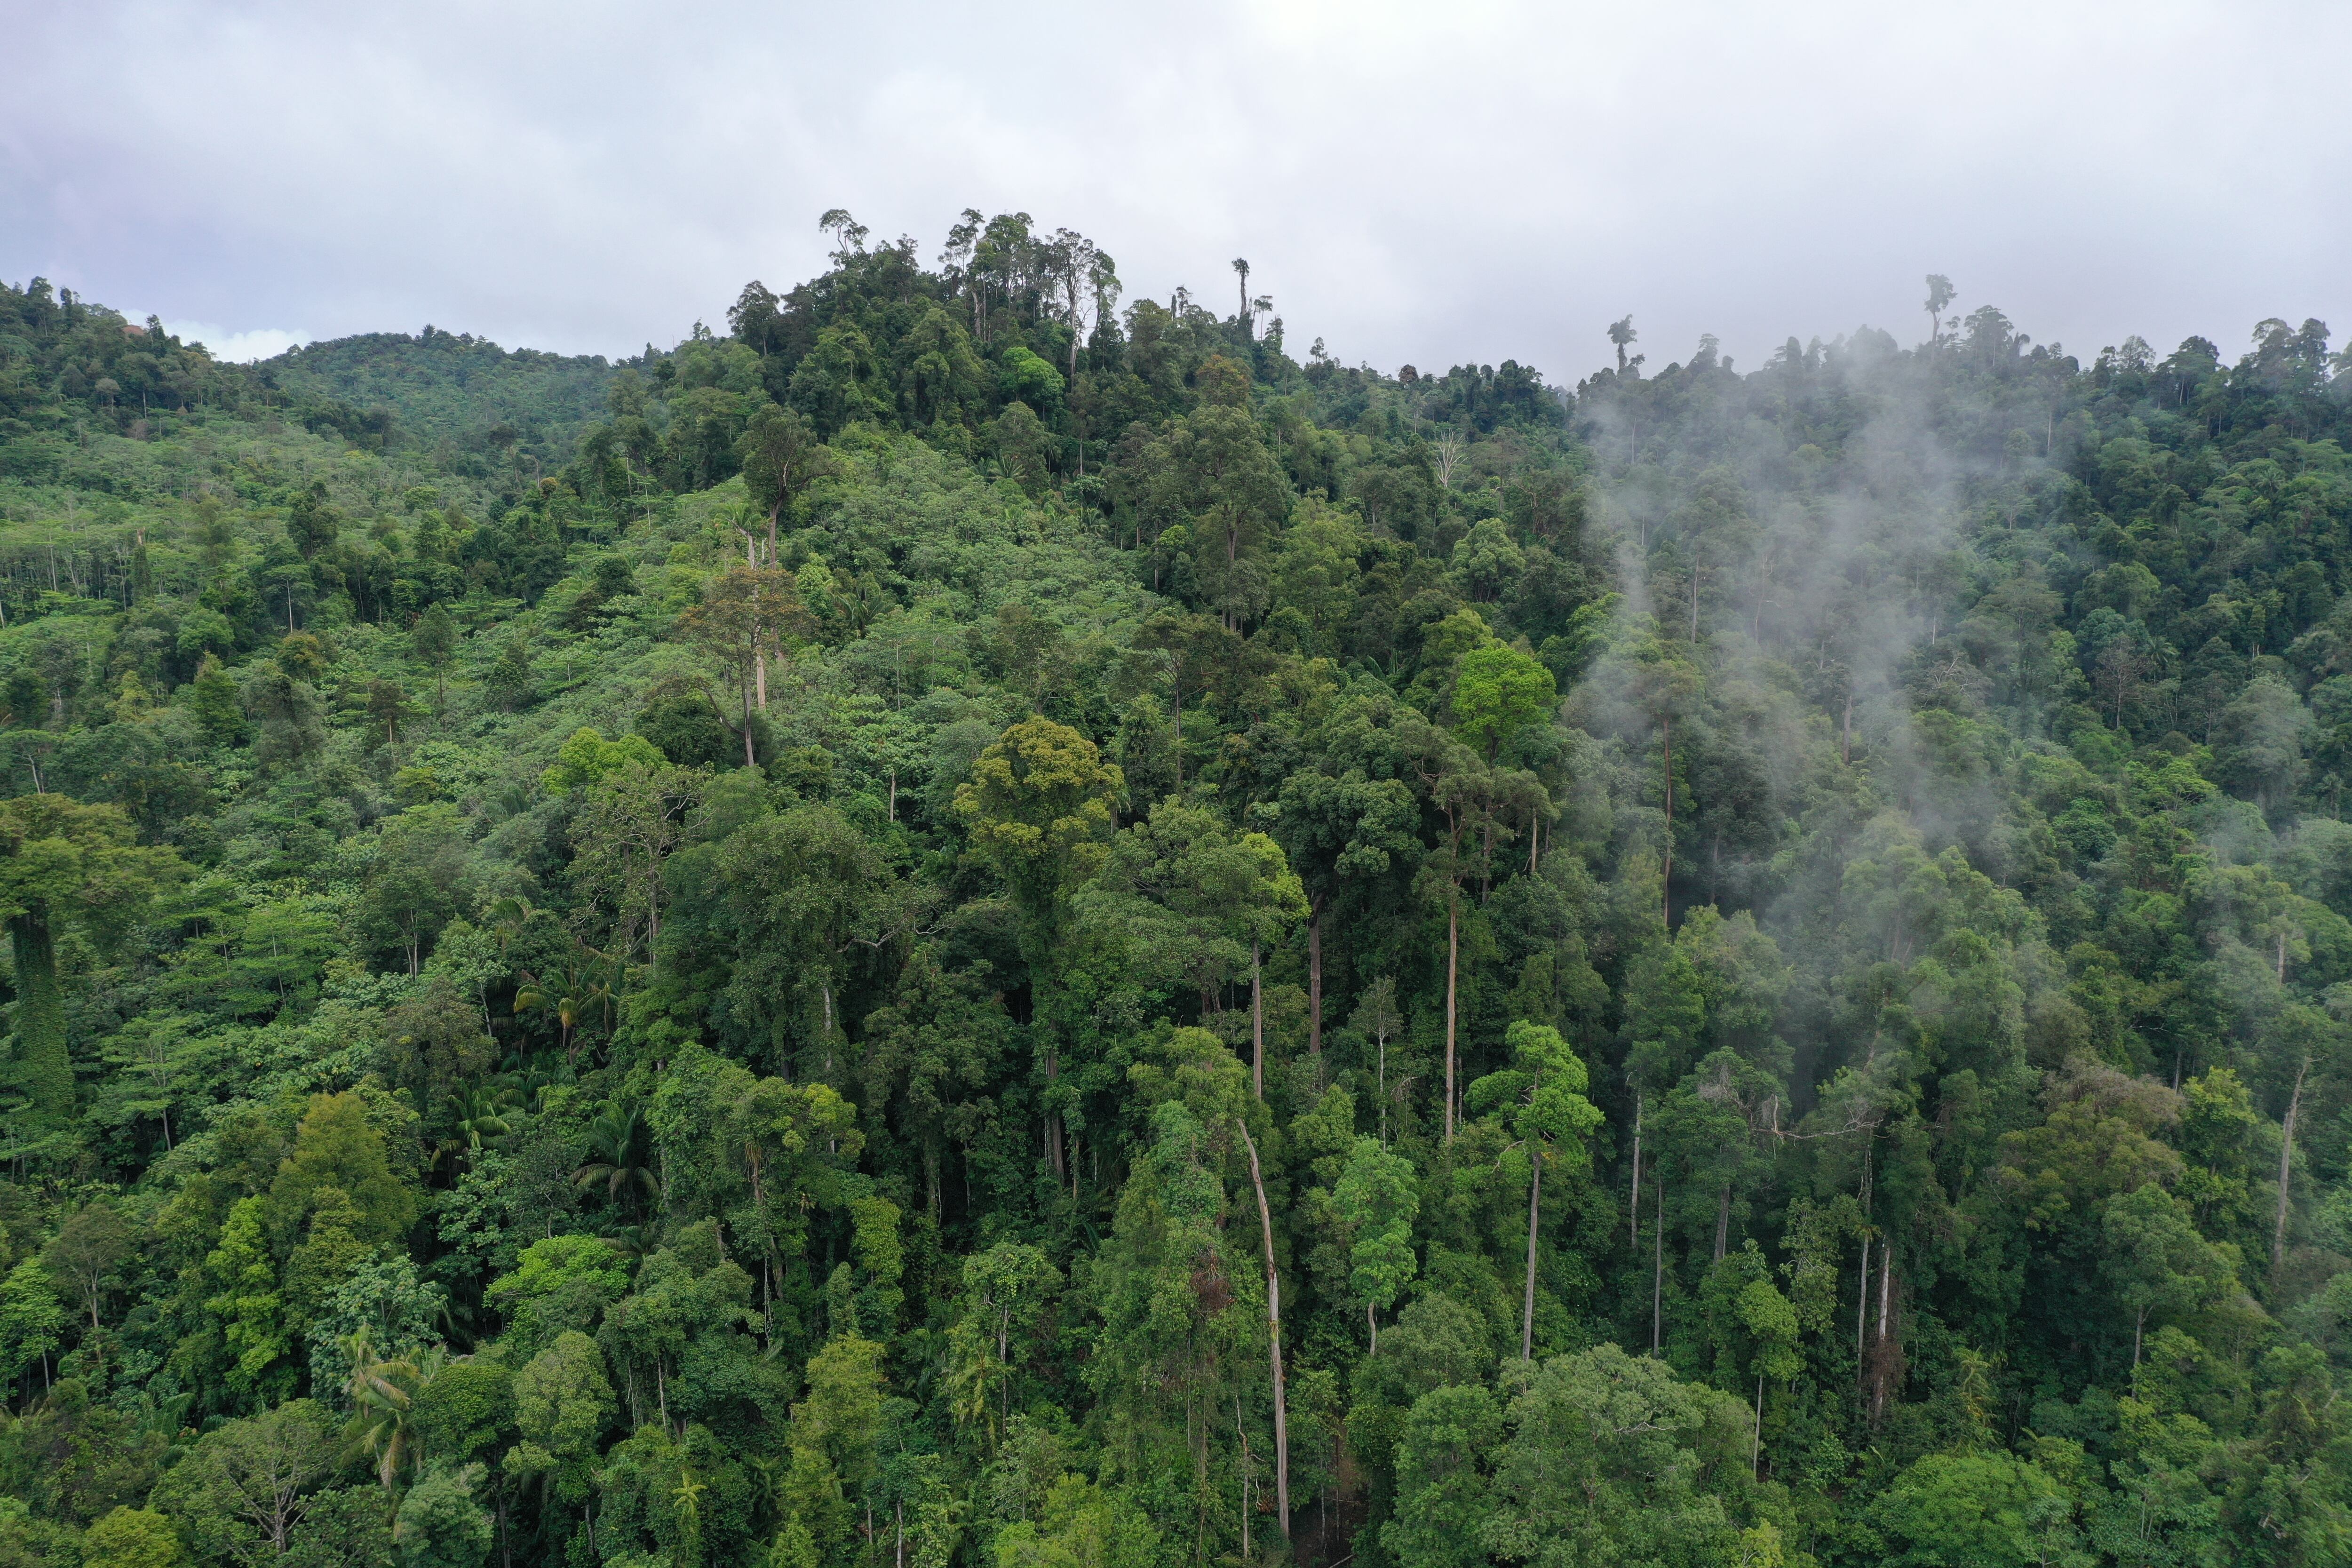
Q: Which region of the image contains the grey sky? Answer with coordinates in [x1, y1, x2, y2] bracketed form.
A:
[6, 0, 2346, 381]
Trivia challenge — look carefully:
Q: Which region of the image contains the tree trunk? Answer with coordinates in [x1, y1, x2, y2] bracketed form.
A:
[1445, 897, 1459, 1141]
[12, 910, 67, 1122]
[1237, 1408, 1249, 1558]
[1856, 1235, 1870, 1357]
[1237, 1118, 1289, 1538]
[1871, 1261, 1898, 1420]
[2133, 1306, 2145, 1368]
[1250, 939, 1264, 1099]
[2275, 1055, 2309, 1268]
[741, 682, 756, 769]
[1715, 1180, 1732, 1261]
[1522, 1151, 1541, 1361]
[1629, 1094, 1644, 1246]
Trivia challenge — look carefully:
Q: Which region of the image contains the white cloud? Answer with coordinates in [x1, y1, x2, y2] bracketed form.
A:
[8, 0, 2351, 381]
[161, 321, 309, 364]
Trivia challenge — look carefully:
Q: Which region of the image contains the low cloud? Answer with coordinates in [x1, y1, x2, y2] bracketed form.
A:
[161, 321, 309, 363]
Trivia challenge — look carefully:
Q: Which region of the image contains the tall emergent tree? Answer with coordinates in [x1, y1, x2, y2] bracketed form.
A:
[0, 795, 180, 1122]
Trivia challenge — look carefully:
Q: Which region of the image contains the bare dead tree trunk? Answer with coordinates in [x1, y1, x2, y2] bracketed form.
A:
[1236, 1118, 1289, 1537]
[2276, 1055, 2310, 1268]
[1870, 1260, 1899, 1421]
[1754, 1374, 1765, 1479]
[1629, 1094, 1644, 1246]
[1856, 1235, 1870, 1358]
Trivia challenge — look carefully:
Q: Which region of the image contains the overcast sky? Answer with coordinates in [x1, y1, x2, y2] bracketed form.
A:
[6, 0, 2346, 382]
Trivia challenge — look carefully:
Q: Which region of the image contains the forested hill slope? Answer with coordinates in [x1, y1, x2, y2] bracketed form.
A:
[258, 330, 619, 476]
[0, 233, 2349, 1568]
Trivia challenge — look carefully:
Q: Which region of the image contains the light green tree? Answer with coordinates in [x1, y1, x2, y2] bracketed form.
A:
[954, 717, 1121, 1176]
[1468, 1020, 1604, 1360]
[82, 1507, 181, 1568]
[0, 1257, 64, 1392]
[1334, 1135, 1420, 1353]
[0, 794, 182, 1121]
[1451, 644, 1556, 763]
[2102, 1183, 2237, 1366]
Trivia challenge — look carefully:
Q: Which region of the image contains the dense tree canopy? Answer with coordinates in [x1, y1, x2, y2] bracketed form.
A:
[0, 231, 2351, 1567]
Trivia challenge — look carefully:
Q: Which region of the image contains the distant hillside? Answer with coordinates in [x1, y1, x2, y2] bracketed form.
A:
[259, 326, 620, 477]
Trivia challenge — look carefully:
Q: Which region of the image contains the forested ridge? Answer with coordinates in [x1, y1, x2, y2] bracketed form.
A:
[0, 221, 2349, 1568]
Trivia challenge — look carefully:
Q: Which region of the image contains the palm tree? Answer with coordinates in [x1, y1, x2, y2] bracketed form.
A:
[483, 895, 538, 955]
[478, 894, 540, 1038]
[574, 1106, 660, 1218]
[672, 1467, 707, 1549]
[436, 1083, 514, 1178]
[516, 942, 616, 1068]
[601, 1223, 655, 1263]
[342, 1327, 430, 1488]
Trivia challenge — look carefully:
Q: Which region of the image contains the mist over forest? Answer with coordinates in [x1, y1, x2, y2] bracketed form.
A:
[2, 215, 2350, 1568]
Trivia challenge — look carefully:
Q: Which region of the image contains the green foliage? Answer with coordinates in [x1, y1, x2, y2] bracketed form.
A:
[150, 1400, 339, 1561]
[5, 244, 2352, 1568]
[505, 1331, 613, 1504]
[540, 728, 663, 797]
[83, 1507, 181, 1568]
[1872, 1450, 2077, 1567]
[1482, 1346, 1750, 1565]
[390, 1465, 491, 1568]
[1335, 1135, 1420, 1345]
[1451, 644, 1556, 762]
